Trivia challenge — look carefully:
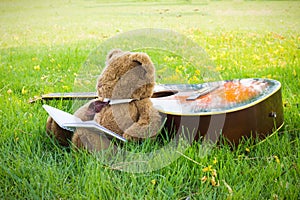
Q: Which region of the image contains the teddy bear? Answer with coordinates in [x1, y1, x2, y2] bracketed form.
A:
[46, 49, 162, 151]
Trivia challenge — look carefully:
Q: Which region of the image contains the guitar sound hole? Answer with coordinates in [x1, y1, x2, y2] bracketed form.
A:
[151, 90, 178, 98]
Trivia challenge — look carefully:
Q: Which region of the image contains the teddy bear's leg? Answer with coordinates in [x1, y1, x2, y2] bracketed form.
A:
[45, 100, 98, 146]
[46, 116, 73, 146]
[72, 128, 112, 152]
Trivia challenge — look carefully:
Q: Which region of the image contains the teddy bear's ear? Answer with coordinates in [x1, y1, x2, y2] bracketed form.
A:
[106, 49, 123, 61]
[129, 53, 153, 67]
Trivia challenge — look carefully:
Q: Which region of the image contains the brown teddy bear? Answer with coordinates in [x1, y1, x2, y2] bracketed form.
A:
[46, 49, 162, 151]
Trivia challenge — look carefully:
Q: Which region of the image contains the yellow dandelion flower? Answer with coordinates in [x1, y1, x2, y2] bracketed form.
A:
[266, 41, 272, 45]
[245, 148, 250, 153]
[34, 65, 40, 71]
[273, 155, 280, 164]
[253, 54, 261, 61]
[278, 45, 284, 53]
[188, 75, 199, 84]
[179, 65, 185, 70]
[7, 89, 13, 94]
[220, 52, 226, 58]
[273, 49, 279, 55]
[163, 56, 175, 62]
[151, 179, 156, 185]
[13, 35, 19, 41]
[211, 56, 217, 61]
[202, 165, 212, 172]
[62, 85, 69, 90]
[213, 157, 218, 164]
[165, 74, 182, 83]
[195, 69, 201, 76]
[215, 66, 222, 72]
[21, 86, 27, 95]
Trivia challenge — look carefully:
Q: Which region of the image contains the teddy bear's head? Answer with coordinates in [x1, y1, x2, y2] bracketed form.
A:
[96, 49, 156, 100]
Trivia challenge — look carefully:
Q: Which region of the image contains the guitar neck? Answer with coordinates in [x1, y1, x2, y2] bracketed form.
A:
[29, 92, 98, 103]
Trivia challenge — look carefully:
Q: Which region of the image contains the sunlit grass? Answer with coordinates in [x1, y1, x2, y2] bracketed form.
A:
[0, 0, 299, 199]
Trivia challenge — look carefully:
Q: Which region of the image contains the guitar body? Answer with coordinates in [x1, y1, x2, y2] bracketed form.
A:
[151, 78, 284, 145]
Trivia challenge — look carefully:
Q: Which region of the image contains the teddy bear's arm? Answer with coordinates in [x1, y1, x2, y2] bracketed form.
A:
[123, 99, 161, 140]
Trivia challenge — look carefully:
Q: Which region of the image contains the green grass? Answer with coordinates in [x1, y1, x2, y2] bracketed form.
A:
[1, 0, 300, 199]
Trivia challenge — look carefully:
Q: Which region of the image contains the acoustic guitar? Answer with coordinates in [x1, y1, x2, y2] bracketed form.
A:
[151, 78, 284, 145]
[33, 78, 284, 145]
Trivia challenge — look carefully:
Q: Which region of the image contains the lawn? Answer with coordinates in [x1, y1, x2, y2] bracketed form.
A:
[0, 0, 299, 199]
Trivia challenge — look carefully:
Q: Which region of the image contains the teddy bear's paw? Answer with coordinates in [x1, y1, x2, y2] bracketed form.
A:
[72, 128, 112, 152]
[122, 133, 139, 141]
[46, 116, 73, 146]
[123, 108, 162, 141]
[123, 125, 158, 141]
